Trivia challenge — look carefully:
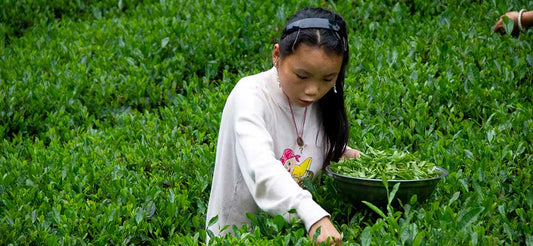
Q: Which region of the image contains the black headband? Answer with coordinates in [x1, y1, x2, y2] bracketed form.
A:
[282, 17, 346, 52]
[283, 18, 341, 35]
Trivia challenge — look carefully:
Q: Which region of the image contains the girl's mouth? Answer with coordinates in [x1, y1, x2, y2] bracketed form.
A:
[299, 99, 313, 106]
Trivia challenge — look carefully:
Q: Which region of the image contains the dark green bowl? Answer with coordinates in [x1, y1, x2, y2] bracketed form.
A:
[325, 165, 448, 206]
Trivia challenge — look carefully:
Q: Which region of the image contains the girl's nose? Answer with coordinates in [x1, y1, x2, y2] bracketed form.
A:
[304, 82, 319, 96]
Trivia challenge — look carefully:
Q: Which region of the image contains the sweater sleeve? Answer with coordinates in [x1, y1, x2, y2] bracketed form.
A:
[229, 82, 329, 232]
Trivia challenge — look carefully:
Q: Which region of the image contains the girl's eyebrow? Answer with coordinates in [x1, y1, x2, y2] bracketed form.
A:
[294, 68, 338, 77]
[323, 72, 338, 77]
[294, 68, 310, 75]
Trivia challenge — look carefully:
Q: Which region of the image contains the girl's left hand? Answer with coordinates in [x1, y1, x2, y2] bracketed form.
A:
[341, 148, 361, 160]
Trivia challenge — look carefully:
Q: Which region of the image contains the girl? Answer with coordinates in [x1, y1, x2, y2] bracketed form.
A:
[206, 7, 360, 244]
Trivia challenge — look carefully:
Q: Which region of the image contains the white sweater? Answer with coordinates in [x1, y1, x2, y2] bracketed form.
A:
[206, 67, 330, 238]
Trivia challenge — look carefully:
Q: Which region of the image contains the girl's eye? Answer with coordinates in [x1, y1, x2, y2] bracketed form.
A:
[296, 74, 307, 80]
[324, 78, 333, 82]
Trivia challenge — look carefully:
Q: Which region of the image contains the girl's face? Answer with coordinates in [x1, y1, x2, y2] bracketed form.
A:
[273, 43, 343, 107]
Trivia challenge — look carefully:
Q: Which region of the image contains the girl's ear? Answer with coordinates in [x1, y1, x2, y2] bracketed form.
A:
[272, 44, 280, 67]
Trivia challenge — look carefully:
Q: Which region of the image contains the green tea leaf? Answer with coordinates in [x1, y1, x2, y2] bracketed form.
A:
[526, 188, 533, 209]
[457, 207, 484, 231]
[161, 37, 170, 49]
[146, 201, 156, 218]
[388, 183, 401, 205]
[362, 201, 387, 219]
[135, 207, 144, 224]
[502, 16, 514, 35]
[412, 231, 425, 246]
[448, 192, 460, 206]
[526, 235, 533, 246]
[360, 227, 372, 246]
[208, 215, 218, 227]
[311, 225, 322, 243]
[487, 129, 495, 143]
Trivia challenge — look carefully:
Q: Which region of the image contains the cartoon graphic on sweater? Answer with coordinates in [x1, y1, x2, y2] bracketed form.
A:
[280, 148, 313, 183]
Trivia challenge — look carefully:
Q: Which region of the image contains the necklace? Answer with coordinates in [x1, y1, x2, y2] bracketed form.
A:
[287, 95, 308, 149]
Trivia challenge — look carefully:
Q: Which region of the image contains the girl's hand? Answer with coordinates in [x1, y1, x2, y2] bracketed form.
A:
[493, 11, 520, 36]
[340, 148, 361, 160]
[309, 216, 342, 245]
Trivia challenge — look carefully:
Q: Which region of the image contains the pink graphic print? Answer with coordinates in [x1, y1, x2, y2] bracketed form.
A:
[280, 148, 313, 182]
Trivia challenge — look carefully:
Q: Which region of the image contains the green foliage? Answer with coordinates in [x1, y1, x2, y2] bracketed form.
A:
[0, 0, 154, 44]
[1, 0, 532, 245]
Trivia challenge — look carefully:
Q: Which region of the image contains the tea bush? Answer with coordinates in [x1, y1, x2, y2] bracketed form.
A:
[1, 0, 532, 245]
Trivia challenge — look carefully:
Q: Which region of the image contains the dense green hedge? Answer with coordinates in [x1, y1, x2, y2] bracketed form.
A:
[0, 0, 283, 143]
[1, 0, 532, 244]
[0, 0, 156, 42]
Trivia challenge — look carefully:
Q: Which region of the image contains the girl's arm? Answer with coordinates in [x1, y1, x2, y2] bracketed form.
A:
[230, 84, 330, 233]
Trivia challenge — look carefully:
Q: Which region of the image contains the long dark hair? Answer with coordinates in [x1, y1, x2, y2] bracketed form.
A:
[279, 7, 349, 163]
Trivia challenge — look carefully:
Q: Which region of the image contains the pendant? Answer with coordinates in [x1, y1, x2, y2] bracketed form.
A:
[297, 137, 304, 147]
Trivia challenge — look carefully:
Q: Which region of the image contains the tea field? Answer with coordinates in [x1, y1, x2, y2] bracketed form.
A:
[1, 0, 532, 245]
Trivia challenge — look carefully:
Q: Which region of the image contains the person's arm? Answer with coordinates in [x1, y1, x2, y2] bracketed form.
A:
[493, 10, 533, 36]
[522, 10, 533, 29]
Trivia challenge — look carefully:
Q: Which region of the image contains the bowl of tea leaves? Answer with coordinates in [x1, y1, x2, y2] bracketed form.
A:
[326, 147, 448, 205]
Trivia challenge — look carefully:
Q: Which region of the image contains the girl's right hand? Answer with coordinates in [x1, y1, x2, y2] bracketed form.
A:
[308, 216, 342, 245]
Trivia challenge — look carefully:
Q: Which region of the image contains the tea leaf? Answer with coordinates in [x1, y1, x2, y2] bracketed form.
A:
[361, 227, 372, 246]
[457, 207, 484, 231]
[362, 201, 386, 219]
[388, 183, 401, 205]
[135, 207, 144, 224]
[502, 16, 514, 35]
[161, 37, 170, 49]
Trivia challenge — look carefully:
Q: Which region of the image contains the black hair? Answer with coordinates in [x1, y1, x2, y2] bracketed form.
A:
[279, 7, 349, 163]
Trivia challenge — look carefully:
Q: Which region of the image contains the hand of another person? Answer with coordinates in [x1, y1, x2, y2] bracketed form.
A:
[309, 216, 342, 245]
[493, 11, 520, 36]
